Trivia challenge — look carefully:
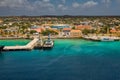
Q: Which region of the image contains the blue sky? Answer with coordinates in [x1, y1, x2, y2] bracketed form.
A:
[0, 0, 120, 16]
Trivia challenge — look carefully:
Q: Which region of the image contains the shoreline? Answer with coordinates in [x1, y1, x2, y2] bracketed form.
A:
[0, 37, 32, 40]
[0, 36, 120, 42]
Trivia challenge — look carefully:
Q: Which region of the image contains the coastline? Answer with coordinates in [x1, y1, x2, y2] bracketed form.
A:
[0, 37, 32, 40]
[0, 36, 120, 42]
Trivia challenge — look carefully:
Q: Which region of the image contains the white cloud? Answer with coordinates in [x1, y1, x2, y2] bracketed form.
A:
[72, 2, 80, 8]
[0, 0, 55, 11]
[82, 1, 98, 8]
[58, 4, 67, 10]
[0, 0, 28, 8]
[72, 1, 98, 9]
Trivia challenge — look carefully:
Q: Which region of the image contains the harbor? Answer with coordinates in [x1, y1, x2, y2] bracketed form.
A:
[0, 39, 120, 80]
[1, 0, 120, 79]
[0, 35, 120, 51]
[0, 37, 54, 51]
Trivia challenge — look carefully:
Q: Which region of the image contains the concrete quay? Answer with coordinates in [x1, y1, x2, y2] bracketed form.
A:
[3, 38, 39, 51]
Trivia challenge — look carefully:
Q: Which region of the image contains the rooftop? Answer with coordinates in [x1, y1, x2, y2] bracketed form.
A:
[70, 30, 81, 32]
[63, 28, 71, 31]
[75, 25, 92, 30]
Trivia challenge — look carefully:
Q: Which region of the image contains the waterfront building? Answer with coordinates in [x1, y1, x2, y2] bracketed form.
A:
[62, 28, 71, 37]
[75, 25, 92, 30]
[70, 30, 82, 37]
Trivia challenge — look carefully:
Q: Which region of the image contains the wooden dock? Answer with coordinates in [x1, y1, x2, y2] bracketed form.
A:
[3, 38, 39, 51]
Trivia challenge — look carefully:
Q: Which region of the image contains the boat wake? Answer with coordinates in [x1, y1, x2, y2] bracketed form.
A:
[43, 45, 71, 67]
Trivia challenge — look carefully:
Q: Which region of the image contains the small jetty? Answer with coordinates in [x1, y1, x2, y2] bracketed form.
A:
[1, 35, 54, 51]
[3, 38, 39, 51]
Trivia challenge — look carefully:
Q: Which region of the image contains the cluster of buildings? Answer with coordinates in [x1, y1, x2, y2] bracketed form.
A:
[0, 16, 120, 38]
[29, 24, 93, 38]
[110, 26, 120, 36]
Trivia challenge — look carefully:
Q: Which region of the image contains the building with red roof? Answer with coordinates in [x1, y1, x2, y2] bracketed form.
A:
[70, 30, 82, 37]
[30, 25, 45, 33]
[110, 28, 117, 33]
[62, 28, 71, 37]
[75, 25, 92, 30]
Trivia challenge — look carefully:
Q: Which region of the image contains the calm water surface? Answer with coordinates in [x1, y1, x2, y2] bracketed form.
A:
[0, 39, 31, 46]
[0, 39, 120, 80]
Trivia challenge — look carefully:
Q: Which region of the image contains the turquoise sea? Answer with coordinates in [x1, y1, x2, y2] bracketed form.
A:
[0, 39, 120, 80]
[0, 39, 31, 46]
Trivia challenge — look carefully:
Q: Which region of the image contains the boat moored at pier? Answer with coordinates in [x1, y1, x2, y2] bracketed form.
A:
[43, 34, 54, 49]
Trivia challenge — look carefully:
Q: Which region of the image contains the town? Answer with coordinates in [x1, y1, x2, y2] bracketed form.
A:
[0, 16, 120, 41]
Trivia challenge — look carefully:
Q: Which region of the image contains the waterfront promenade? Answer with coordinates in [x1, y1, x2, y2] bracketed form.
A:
[3, 38, 39, 51]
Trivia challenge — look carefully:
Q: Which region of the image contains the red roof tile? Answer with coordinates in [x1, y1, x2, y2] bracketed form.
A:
[75, 25, 92, 30]
[63, 28, 71, 31]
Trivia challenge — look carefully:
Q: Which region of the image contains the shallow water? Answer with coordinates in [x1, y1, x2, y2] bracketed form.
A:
[0, 39, 120, 80]
[0, 39, 31, 46]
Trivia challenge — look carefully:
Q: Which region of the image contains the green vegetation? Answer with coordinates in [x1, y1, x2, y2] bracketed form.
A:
[41, 29, 58, 36]
[82, 29, 96, 35]
[30, 30, 37, 34]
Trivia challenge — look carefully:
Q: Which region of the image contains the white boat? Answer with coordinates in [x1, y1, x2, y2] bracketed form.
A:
[100, 37, 114, 41]
[43, 34, 54, 49]
[44, 39, 53, 46]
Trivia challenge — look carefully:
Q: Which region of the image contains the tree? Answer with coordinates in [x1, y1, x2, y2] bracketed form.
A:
[82, 29, 90, 35]
[89, 29, 96, 34]
[30, 30, 37, 34]
[100, 26, 110, 34]
[41, 29, 58, 36]
[72, 26, 75, 29]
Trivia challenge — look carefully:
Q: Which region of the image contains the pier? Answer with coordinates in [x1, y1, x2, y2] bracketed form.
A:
[3, 38, 39, 51]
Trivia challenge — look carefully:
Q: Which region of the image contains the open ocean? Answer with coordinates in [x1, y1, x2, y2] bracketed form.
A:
[0, 39, 120, 80]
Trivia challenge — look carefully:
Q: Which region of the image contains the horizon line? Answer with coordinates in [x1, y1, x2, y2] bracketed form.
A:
[1, 15, 120, 17]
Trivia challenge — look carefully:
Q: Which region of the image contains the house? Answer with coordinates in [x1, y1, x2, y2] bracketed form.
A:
[110, 28, 120, 34]
[62, 28, 71, 37]
[70, 30, 82, 37]
[30, 25, 45, 33]
[75, 25, 92, 30]
[31, 28, 44, 33]
[110, 28, 117, 33]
